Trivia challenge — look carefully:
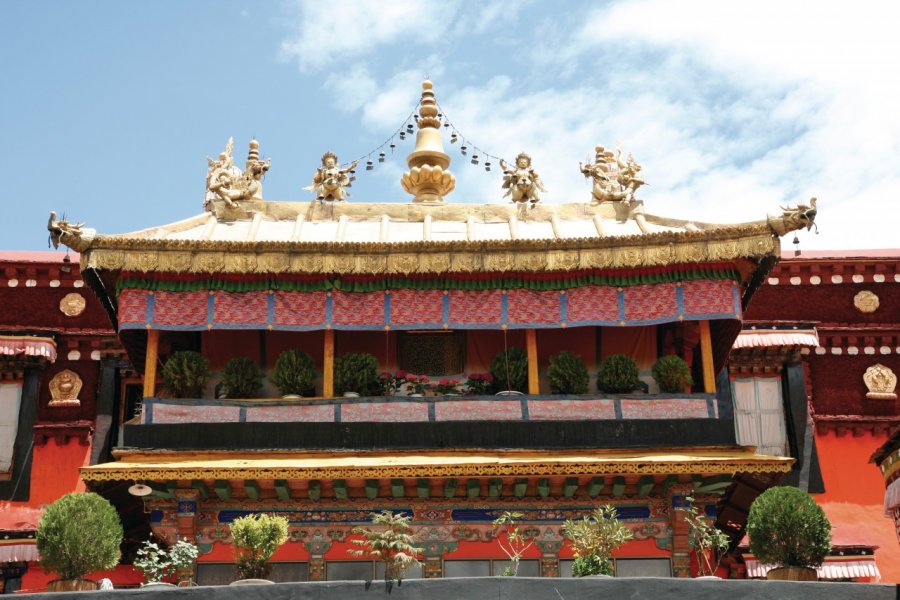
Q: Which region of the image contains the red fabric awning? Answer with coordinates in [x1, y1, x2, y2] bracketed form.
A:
[0, 540, 37, 562]
[0, 336, 56, 362]
[732, 329, 819, 349]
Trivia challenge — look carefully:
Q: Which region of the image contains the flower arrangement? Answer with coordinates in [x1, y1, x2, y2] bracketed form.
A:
[465, 372, 493, 395]
[380, 371, 400, 396]
[405, 374, 432, 395]
[434, 378, 462, 395]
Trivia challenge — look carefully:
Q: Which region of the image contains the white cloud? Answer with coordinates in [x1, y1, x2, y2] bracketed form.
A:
[280, 0, 457, 72]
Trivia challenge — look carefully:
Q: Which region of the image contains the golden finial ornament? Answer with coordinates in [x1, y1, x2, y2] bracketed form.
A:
[401, 81, 456, 204]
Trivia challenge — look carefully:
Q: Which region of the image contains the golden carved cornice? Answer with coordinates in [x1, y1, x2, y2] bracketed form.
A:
[80, 228, 778, 276]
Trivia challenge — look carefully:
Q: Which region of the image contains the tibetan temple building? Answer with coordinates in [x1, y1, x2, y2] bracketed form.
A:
[33, 80, 849, 584]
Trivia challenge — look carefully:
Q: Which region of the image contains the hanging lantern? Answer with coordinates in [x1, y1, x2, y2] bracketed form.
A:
[378, 151, 386, 163]
[793, 234, 801, 256]
[471, 154, 479, 165]
[450, 132, 458, 144]
[484, 161, 492, 172]
[443, 121, 450, 128]
[399, 131, 406, 140]
[366, 159, 374, 171]
[407, 123, 414, 133]
[389, 142, 396, 151]
[460, 144, 467, 155]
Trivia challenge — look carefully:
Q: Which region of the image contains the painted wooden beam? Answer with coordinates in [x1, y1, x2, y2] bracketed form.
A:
[466, 479, 481, 499]
[612, 476, 626, 497]
[274, 479, 290, 501]
[526, 329, 539, 394]
[308, 480, 322, 501]
[214, 480, 232, 500]
[586, 477, 604, 498]
[244, 480, 260, 500]
[391, 479, 405, 498]
[142, 329, 160, 398]
[444, 478, 458, 498]
[489, 478, 503, 498]
[537, 478, 551, 498]
[417, 479, 430, 499]
[699, 320, 716, 394]
[365, 479, 379, 500]
[333, 479, 348, 500]
[323, 328, 335, 398]
[694, 474, 732, 494]
[659, 475, 678, 496]
[147, 482, 174, 499]
[636, 476, 654, 498]
[190, 480, 208, 500]
[514, 478, 528, 498]
[563, 477, 579, 498]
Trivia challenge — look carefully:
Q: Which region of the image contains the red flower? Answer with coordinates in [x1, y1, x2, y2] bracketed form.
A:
[395, 370, 407, 379]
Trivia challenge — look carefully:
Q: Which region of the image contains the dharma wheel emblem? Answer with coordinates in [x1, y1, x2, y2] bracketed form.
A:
[59, 292, 86, 317]
[864, 364, 897, 400]
[854, 290, 879, 313]
[48, 369, 82, 407]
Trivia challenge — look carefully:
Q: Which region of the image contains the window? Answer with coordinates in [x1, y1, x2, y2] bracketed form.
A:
[733, 377, 788, 456]
[0, 383, 23, 478]
[196, 562, 308, 585]
[398, 331, 465, 376]
[559, 558, 671, 577]
[326, 561, 422, 581]
[443, 559, 540, 577]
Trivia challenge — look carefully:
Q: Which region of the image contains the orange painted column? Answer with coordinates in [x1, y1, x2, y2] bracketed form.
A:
[698, 320, 715, 393]
[143, 329, 160, 398]
[526, 329, 539, 394]
[323, 328, 335, 398]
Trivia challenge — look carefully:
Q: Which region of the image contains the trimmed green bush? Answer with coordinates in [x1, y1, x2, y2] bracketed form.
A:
[747, 486, 832, 568]
[597, 354, 643, 394]
[547, 351, 589, 394]
[269, 349, 317, 397]
[230, 513, 289, 580]
[36, 492, 123, 581]
[651, 354, 694, 393]
[221, 357, 263, 399]
[334, 353, 380, 396]
[161, 351, 209, 398]
[489, 347, 528, 393]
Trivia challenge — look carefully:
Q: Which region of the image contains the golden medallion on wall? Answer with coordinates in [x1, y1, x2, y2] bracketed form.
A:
[59, 293, 86, 317]
[49, 369, 82, 407]
[854, 290, 880, 313]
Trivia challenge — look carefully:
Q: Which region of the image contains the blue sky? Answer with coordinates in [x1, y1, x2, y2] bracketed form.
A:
[3, 0, 898, 251]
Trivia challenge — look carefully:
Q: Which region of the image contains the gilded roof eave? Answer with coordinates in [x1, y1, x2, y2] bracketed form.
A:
[80, 447, 794, 481]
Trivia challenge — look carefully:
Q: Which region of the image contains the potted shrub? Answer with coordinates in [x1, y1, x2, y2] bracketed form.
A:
[406, 373, 432, 396]
[489, 347, 528, 393]
[230, 513, 290, 584]
[676, 496, 730, 578]
[349, 510, 422, 590]
[334, 353, 380, 397]
[547, 351, 589, 394]
[133, 538, 175, 587]
[747, 486, 831, 581]
[269, 349, 316, 398]
[465, 372, 493, 395]
[562, 505, 633, 577]
[36, 492, 123, 592]
[651, 355, 693, 393]
[221, 357, 263, 399]
[434, 378, 462, 396]
[169, 539, 200, 587]
[597, 354, 644, 394]
[161, 351, 209, 398]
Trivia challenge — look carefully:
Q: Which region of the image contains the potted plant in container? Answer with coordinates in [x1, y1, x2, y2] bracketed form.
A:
[133, 538, 175, 587]
[269, 349, 316, 398]
[747, 486, 831, 581]
[406, 374, 432, 396]
[161, 350, 209, 398]
[676, 496, 730, 578]
[230, 513, 290, 584]
[489, 347, 528, 394]
[334, 353, 380, 397]
[36, 492, 123, 592]
[349, 510, 422, 590]
[434, 378, 462, 396]
[465, 372, 493, 395]
[651, 355, 693, 393]
[562, 505, 633, 577]
[492, 511, 533, 576]
[221, 357, 263, 399]
[169, 539, 201, 587]
[547, 351, 589, 394]
[597, 355, 644, 394]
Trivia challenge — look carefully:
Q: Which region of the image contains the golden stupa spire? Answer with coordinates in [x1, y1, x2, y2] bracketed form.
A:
[401, 80, 455, 203]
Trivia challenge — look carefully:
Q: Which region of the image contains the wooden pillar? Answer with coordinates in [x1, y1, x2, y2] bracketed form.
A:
[143, 329, 160, 398]
[323, 328, 335, 398]
[526, 328, 539, 395]
[698, 320, 716, 394]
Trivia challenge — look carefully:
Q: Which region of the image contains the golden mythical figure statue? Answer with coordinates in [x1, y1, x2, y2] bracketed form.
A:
[500, 152, 547, 205]
[305, 152, 358, 202]
[580, 144, 646, 205]
[204, 138, 271, 209]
